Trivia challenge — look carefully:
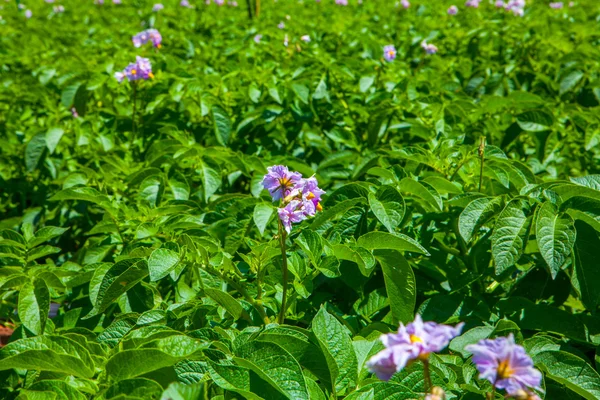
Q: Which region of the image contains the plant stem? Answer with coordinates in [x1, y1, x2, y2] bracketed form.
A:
[478, 136, 486, 192]
[255, 0, 260, 17]
[245, 0, 253, 19]
[422, 359, 433, 394]
[131, 82, 138, 148]
[277, 220, 289, 324]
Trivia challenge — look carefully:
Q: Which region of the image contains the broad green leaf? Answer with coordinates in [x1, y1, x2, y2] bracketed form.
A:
[199, 161, 221, 202]
[204, 288, 250, 321]
[105, 350, 181, 382]
[148, 247, 180, 282]
[368, 186, 405, 233]
[212, 105, 232, 146]
[332, 244, 374, 277]
[291, 83, 310, 104]
[534, 351, 600, 400]
[49, 187, 114, 211]
[207, 362, 268, 400]
[295, 229, 323, 268]
[139, 175, 163, 208]
[374, 250, 416, 324]
[25, 134, 46, 172]
[344, 382, 415, 400]
[235, 340, 309, 400]
[105, 378, 163, 400]
[18, 278, 50, 335]
[399, 178, 443, 212]
[572, 221, 600, 311]
[312, 308, 358, 395]
[559, 70, 584, 95]
[161, 382, 206, 400]
[28, 227, 69, 248]
[45, 128, 64, 154]
[168, 171, 190, 201]
[491, 198, 531, 274]
[516, 110, 553, 132]
[253, 203, 274, 236]
[535, 202, 576, 278]
[357, 232, 429, 255]
[459, 196, 504, 243]
[61, 82, 82, 108]
[26, 381, 86, 400]
[0, 335, 94, 378]
[449, 326, 494, 357]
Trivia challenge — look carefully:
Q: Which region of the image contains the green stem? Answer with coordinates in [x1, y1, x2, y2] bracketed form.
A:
[422, 359, 433, 394]
[131, 82, 137, 148]
[277, 221, 289, 324]
[478, 136, 486, 192]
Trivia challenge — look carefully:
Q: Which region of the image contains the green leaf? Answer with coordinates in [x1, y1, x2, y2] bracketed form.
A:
[357, 232, 429, 255]
[535, 202, 576, 278]
[359, 75, 375, 93]
[18, 278, 50, 335]
[45, 128, 64, 155]
[291, 83, 310, 104]
[559, 70, 584, 95]
[399, 178, 443, 212]
[25, 133, 47, 172]
[253, 203, 274, 236]
[459, 197, 504, 243]
[312, 308, 358, 395]
[105, 350, 182, 382]
[148, 247, 180, 282]
[199, 161, 221, 202]
[28, 226, 69, 248]
[161, 382, 207, 400]
[212, 105, 232, 146]
[374, 250, 416, 324]
[516, 110, 553, 132]
[168, 171, 190, 201]
[332, 245, 373, 277]
[449, 326, 494, 357]
[572, 221, 600, 311]
[61, 82, 82, 108]
[534, 351, 600, 400]
[295, 229, 323, 269]
[204, 288, 250, 322]
[491, 198, 531, 274]
[49, 187, 114, 211]
[235, 340, 309, 400]
[139, 175, 164, 208]
[105, 378, 163, 400]
[0, 335, 94, 378]
[368, 186, 405, 233]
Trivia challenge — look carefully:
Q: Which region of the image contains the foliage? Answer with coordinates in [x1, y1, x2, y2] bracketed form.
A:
[1, 0, 600, 399]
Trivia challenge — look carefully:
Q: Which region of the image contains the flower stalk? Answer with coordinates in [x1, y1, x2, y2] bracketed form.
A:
[277, 220, 289, 324]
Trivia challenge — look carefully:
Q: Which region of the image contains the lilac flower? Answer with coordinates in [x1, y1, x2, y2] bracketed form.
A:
[113, 0, 122, 4]
[132, 29, 162, 48]
[262, 166, 302, 201]
[495, 0, 505, 7]
[278, 21, 285, 29]
[71, 107, 79, 118]
[569, 1, 574, 6]
[152, 3, 163, 11]
[383, 45, 397, 62]
[367, 315, 464, 381]
[549, 1, 563, 8]
[448, 5, 458, 14]
[335, 0, 348, 5]
[95, 0, 104, 4]
[45, 0, 55, 3]
[180, 0, 192, 7]
[229, 0, 238, 5]
[465, 334, 542, 396]
[421, 40, 438, 55]
[25, 9, 32, 18]
[278, 201, 307, 233]
[214, 0, 224, 5]
[465, 0, 480, 7]
[53, 5, 64, 12]
[115, 56, 154, 83]
[301, 35, 310, 42]
[401, 0, 410, 8]
[505, 0, 525, 15]
[254, 34, 262, 43]
[292, 176, 325, 216]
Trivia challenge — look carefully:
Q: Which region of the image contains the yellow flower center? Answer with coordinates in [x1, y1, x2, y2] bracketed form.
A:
[307, 192, 315, 200]
[316, 203, 323, 212]
[131, 69, 137, 75]
[279, 177, 291, 186]
[157, 43, 162, 49]
[497, 359, 514, 380]
[409, 334, 423, 343]
[389, 50, 396, 57]
[148, 72, 155, 79]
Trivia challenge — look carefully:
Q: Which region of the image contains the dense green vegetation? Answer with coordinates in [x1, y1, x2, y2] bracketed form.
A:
[1, 0, 600, 398]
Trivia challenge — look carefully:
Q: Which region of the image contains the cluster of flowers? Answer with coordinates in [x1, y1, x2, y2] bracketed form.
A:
[262, 166, 325, 234]
[132, 29, 162, 48]
[496, 0, 526, 16]
[114, 56, 154, 83]
[368, 316, 542, 400]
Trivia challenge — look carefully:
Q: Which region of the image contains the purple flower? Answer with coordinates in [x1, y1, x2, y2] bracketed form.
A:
[113, 0, 122, 4]
[278, 200, 307, 233]
[401, 0, 410, 8]
[214, 0, 224, 5]
[53, 5, 64, 12]
[383, 44, 397, 62]
[45, 0, 55, 3]
[465, 334, 542, 395]
[301, 35, 310, 42]
[465, 0, 480, 7]
[569, 1, 574, 6]
[71, 107, 79, 118]
[292, 176, 325, 216]
[495, 0, 505, 7]
[278, 21, 285, 29]
[421, 40, 438, 55]
[133, 29, 162, 48]
[367, 315, 464, 381]
[180, 0, 192, 7]
[115, 56, 154, 82]
[152, 3, 163, 11]
[262, 166, 302, 201]
[549, 2, 563, 8]
[335, 0, 348, 4]
[448, 5, 458, 14]
[229, 0, 238, 6]
[254, 34, 262, 43]
[25, 9, 32, 18]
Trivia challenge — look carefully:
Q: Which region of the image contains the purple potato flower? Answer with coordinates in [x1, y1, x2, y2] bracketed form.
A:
[465, 334, 542, 396]
[401, 0, 410, 8]
[115, 56, 154, 82]
[53, 5, 65, 12]
[132, 29, 162, 48]
[71, 107, 79, 118]
[335, 0, 348, 4]
[25, 9, 32, 18]
[278, 21, 285, 29]
[254, 34, 262, 43]
[549, 1, 563, 8]
[421, 40, 438, 54]
[278, 200, 307, 233]
[152, 3, 164, 11]
[367, 315, 464, 381]
[465, 0, 480, 7]
[301, 35, 310, 42]
[180, 0, 192, 7]
[262, 166, 302, 201]
[448, 5, 458, 14]
[383, 45, 397, 62]
[495, 0, 505, 7]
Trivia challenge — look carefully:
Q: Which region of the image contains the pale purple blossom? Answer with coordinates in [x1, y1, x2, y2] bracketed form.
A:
[301, 35, 310, 42]
[152, 3, 163, 11]
[466, 334, 542, 396]
[367, 315, 464, 381]
[495, 0, 505, 7]
[569, 1, 574, 6]
[113, 0, 122, 4]
[115, 56, 154, 83]
[278, 21, 285, 29]
[400, 0, 410, 8]
[229, 0, 238, 5]
[180, 0, 192, 7]
[549, 1, 563, 8]
[262, 166, 302, 201]
[335, 0, 348, 4]
[214, 0, 224, 5]
[45, 0, 55, 3]
[448, 5, 458, 14]
[383, 45, 397, 62]
[421, 40, 438, 55]
[278, 201, 306, 234]
[94, 0, 104, 4]
[53, 5, 64, 12]
[465, 0, 480, 7]
[132, 29, 162, 48]
[505, 0, 525, 15]
[71, 107, 79, 118]
[254, 34, 262, 43]
[25, 9, 32, 17]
